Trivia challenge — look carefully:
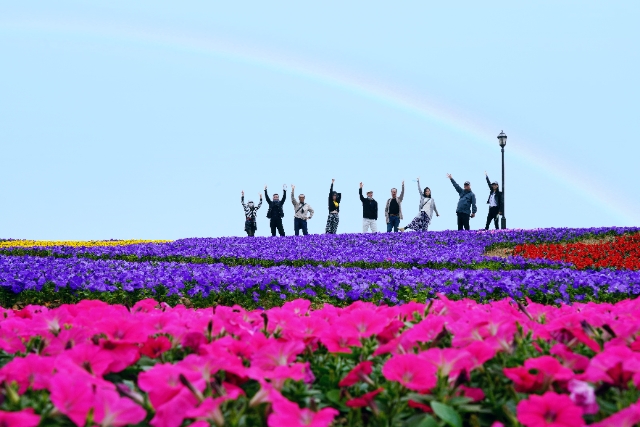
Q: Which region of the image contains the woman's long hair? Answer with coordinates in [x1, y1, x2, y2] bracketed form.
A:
[423, 187, 431, 198]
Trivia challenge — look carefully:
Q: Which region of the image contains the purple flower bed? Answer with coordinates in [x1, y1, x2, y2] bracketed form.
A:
[3, 227, 638, 267]
[2, 254, 638, 307]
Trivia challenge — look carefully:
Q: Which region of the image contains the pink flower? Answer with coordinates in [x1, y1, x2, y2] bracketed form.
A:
[346, 388, 384, 409]
[268, 393, 339, 427]
[516, 392, 585, 427]
[0, 354, 55, 394]
[582, 346, 640, 388]
[338, 361, 374, 387]
[591, 403, 640, 427]
[504, 356, 574, 393]
[49, 373, 95, 427]
[93, 388, 147, 427]
[185, 397, 226, 427]
[250, 339, 305, 371]
[382, 354, 437, 391]
[319, 328, 362, 353]
[567, 379, 598, 415]
[138, 363, 204, 427]
[419, 348, 473, 379]
[550, 344, 590, 372]
[0, 409, 41, 427]
[335, 309, 390, 338]
[400, 316, 446, 347]
[57, 342, 114, 377]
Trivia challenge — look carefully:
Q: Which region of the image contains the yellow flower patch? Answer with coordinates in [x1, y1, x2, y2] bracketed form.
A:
[0, 240, 170, 248]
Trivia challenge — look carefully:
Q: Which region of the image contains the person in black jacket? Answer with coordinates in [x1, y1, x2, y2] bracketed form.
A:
[484, 172, 503, 230]
[325, 179, 341, 234]
[359, 182, 378, 232]
[264, 184, 287, 236]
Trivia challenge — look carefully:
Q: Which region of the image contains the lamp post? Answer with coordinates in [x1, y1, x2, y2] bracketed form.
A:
[497, 131, 507, 229]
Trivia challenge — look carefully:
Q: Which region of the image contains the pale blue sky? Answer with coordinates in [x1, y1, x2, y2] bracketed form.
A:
[1, 1, 639, 239]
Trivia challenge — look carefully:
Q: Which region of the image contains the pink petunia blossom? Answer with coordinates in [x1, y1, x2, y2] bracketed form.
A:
[0, 354, 55, 394]
[591, 403, 640, 427]
[268, 392, 339, 427]
[185, 397, 226, 427]
[504, 356, 574, 393]
[49, 373, 95, 427]
[582, 345, 640, 388]
[419, 348, 474, 380]
[334, 308, 390, 339]
[550, 344, 590, 373]
[516, 392, 585, 427]
[319, 328, 362, 353]
[382, 354, 437, 391]
[93, 388, 147, 427]
[567, 379, 598, 415]
[0, 408, 41, 427]
[338, 361, 374, 387]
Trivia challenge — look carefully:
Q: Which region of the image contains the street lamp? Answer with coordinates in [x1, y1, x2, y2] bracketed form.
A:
[497, 131, 507, 229]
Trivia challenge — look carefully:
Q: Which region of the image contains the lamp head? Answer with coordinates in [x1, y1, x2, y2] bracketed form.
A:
[497, 130, 507, 148]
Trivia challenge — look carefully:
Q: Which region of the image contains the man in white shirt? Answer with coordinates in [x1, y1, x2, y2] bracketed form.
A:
[291, 185, 314, 236]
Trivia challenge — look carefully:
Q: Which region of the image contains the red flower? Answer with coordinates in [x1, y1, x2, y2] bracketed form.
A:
[346, 388, 384, 408]
[338, 361, 374, 387]
[140, 336, 172, 359]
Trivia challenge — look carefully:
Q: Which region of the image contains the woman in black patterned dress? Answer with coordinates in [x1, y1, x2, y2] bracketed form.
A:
[325, 179, 341, 234]
[241, 191, 262, 236]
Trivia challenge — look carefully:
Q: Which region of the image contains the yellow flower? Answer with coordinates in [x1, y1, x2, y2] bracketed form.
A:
[0, 239, 171, 248]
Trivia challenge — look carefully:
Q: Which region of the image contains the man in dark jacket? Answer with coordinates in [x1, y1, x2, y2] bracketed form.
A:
[447, 174, 477, 231]
[359, 182, 378, 232]
[264, 184, 287, 236]
[484, 171, 503, 230]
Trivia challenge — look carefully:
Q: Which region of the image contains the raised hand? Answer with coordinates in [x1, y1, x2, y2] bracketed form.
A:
[359, 182, 363, 188]
[292, 184, 295, 190]
[283, 184, 287, 190]
[402, 180, 404, 185]
[485, 171, 488, 176]
[260, 194, 263, 199]
[332, 179, 335, 183]
[447, 174, 452, 179]
[241, 190, 244, 196]
[264, 185, 267, 190]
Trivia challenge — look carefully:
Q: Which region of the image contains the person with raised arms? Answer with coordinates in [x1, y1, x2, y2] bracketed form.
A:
[291, 184, 314, 236]
[325, 179, 342, 234]
[399, 177, 439, 232]
[264, 184, 287, 236]
[359, 182, 378, 233]
[447, 174, 477, 231]
[484, 171, 503, 230]
[241, 191, 262, 237]
[384, 181, 405, 232]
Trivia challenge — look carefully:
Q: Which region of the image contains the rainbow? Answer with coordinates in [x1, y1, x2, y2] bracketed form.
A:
[2, 18, 637, 224]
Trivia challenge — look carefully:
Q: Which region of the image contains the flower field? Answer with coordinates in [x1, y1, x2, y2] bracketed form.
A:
[1, 227, 640, 426]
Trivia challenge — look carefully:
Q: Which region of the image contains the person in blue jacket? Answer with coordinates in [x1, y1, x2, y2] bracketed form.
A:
[447, 174, 477, 231]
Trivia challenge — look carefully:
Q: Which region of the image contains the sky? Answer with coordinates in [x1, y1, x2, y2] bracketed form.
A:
[1, 1, 639, 239]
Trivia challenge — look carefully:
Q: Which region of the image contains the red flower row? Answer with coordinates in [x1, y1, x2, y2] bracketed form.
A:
[514, 234, 640, 270]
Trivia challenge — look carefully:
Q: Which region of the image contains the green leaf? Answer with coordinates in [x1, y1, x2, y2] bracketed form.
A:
[431, 401, 462, 427]
[325, 389, 342, 405]
[403, 414, 439, 427]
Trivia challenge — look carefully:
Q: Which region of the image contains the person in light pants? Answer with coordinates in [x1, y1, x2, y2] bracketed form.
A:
[359, 182, 378, 232]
